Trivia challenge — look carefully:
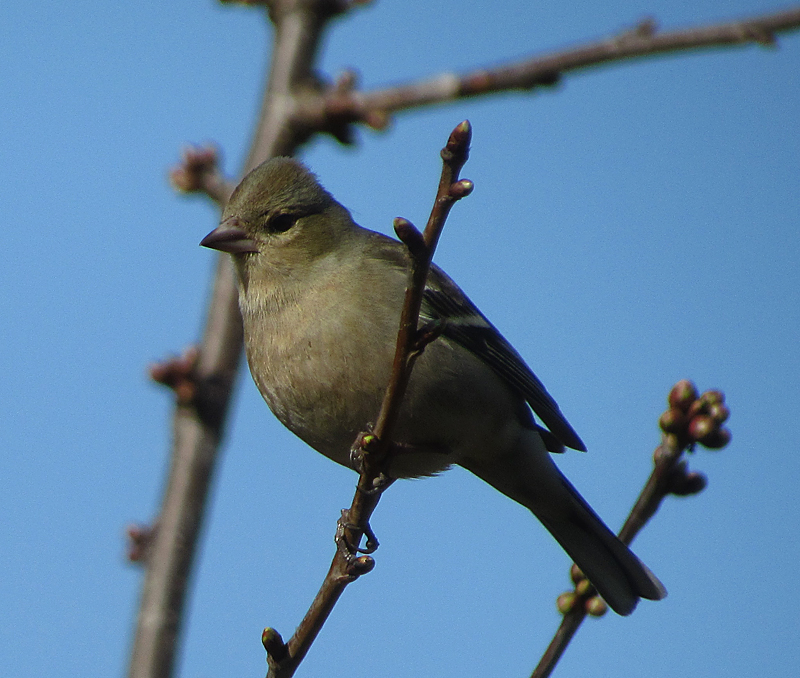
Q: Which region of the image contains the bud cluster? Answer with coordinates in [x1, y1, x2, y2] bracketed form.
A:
[556, 564, 608, 617]
[169, 145, 220, 194]
[659, 379, 731, 450]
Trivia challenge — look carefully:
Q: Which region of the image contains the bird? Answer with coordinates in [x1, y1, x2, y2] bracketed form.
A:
[200, 156, 666, 615]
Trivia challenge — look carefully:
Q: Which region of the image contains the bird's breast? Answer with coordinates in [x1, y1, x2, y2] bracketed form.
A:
[241, 294, 394, 465]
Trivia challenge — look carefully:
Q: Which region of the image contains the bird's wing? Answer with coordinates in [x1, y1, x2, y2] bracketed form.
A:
[422, 267, 586, 452]
[359, 230, 585, 452]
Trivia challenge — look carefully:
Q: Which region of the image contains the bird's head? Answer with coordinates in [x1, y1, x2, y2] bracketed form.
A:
[200, 157, 355, 274]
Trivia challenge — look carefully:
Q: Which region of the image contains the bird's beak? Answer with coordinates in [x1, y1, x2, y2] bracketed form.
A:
[200, 217, 259, 254]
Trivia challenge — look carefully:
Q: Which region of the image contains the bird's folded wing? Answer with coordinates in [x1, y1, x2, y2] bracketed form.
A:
[422, 269, 586, 452]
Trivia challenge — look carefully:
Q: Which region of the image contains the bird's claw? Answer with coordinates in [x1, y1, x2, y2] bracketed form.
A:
[359, 472, 395, 496]
[336, 509, 380, 559]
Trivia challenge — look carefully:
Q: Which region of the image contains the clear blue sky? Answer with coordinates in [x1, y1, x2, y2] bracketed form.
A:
[2, 1, 798, 677]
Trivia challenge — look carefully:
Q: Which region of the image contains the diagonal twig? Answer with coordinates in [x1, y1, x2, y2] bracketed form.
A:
[530, 434, 687, 678]
[263, 120, 474, 678]
[531, 381, 730, 678]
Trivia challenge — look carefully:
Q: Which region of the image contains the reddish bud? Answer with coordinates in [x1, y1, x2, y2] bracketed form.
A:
[668, 380, 698, 412]
[698, 427, 732, 449]
[669, 469, 708, 496]
[262, 627, 288, 662]
[359, 433, 380, 451]
[441, 120, 472, 163]
[449, 179, 474, 199]
[685, 471, 708, 493]
[169, 145, 220, 193]
[570, 563, 586, 584]
[575, 578, 594, 597]
[708, 402, 730, 424]
[393, 217, 426, 256]
[659, 408, 688, 434]
[346, 555, 375, 576]
[450, 120, 472, 146]
[125, 523, 157, 564]
[149, 346, 199, 404]
[699, 390, 725, 407]
[687, 399, 707, 419]
[688, 414, 715, 442]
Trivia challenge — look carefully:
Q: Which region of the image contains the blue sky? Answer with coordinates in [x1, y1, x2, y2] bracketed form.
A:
[1, 1, 798, 677]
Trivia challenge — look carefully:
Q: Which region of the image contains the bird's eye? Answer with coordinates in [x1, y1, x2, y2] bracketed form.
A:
[268, 213, 297, 233]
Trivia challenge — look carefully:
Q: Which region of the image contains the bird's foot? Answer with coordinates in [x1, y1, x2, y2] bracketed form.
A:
[336, 509, 380, 558]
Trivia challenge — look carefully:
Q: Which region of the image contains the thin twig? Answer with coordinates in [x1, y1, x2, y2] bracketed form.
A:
[531, 437, 685, 677]
[265, 120, 473, 678]
[531, 381, 729, 678]
[530, 435, 685, 678]
[372, 120, 473, 445]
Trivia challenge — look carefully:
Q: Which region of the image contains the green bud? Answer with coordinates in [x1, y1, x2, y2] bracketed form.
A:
[585, 596, 608, 617]
[557, 592, 577, 614]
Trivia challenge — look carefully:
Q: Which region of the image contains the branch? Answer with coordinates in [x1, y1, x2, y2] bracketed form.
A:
[168, 146, 235, 206]
[263, 120, 473, 678]
[298, 7, 800, 134]
[126, 3, 358, 678]
[373, 121, 473, 444]
[530, 380, 731, 678]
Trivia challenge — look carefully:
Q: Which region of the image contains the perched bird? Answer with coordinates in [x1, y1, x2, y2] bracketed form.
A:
[201, 157, 666, 615]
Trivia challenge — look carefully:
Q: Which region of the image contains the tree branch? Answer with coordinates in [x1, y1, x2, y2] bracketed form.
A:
[298, 7, 800, 135]
[126, 3, 357, 678]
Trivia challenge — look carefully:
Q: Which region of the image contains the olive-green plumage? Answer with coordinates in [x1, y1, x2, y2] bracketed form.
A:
[201, 157, 666, 615]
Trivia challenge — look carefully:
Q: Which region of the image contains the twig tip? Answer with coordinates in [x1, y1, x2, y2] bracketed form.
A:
[262, 627, 288, 663]
[454, 119, 472, 138]
[394, 217, 427, 257]
[445, 120, 472, 153]
[449, 178, 474, 199]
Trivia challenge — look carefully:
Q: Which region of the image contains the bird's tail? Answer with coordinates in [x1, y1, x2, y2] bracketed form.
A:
[534, 473, 666, 615]
[463, 438, 666, 616]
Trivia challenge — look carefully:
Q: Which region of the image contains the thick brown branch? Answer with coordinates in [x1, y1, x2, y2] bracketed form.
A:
[126, 2, 355, 678]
